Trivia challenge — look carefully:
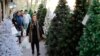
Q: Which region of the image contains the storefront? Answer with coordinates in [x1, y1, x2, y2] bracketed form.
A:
[0, 0, 16, 20]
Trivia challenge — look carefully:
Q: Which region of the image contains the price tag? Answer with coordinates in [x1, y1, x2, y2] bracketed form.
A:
[82, 14, 89, 25]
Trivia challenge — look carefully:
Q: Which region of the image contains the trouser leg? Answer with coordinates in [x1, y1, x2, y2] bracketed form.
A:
[24, 23, 28, 30]
[18, 36, 21, 44]
[21, 28, 23, 37]
[31, 42, 34, 54]
[35, 42, 40, 54]
[26, 23, 28, 30]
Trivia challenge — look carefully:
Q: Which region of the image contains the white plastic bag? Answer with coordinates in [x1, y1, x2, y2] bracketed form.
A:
[21, 37, 31, 49]
[17, 31, 21, 36]
[11, 26, 18, 35]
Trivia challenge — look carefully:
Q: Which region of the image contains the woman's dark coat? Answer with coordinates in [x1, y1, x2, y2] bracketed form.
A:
[26, 21, 44, 43]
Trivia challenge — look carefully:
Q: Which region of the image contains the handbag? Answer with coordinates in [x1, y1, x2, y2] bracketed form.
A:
[21, 37, 31, 49]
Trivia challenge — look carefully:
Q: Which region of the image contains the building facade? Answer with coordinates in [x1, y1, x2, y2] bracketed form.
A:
[0, 0, 28, 21]
[0, 0, 13, 20]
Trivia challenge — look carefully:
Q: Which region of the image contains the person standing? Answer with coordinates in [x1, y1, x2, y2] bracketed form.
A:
[23, 10, 31, 30]
[15, 11, 24, 44]
[26, 14, 44, 56]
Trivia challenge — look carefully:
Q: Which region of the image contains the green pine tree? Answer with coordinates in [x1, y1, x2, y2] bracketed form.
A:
[69, 0, 89, 55]
[68, 14, 84, 56]
[46, 0, 74, 56]
[37, 4, 47, 26]
[74, 0, 89, 22]
[28, 9, 33, 18]
[79, 0, 100, 56]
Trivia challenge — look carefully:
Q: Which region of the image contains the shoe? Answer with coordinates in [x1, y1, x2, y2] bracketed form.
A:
[32, 53, 34, 56]
[32, 54, 34, 56]
[37, 53, 40, 55]
[32, 52, 34, 55]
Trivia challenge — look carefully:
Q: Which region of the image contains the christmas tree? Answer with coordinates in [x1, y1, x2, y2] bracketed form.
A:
[68, 0, 88, 55]
[28, 9, 33, 18]
[46, 0, 74, 56]
[74, 0, 88, 22]
[37, 4, 47, 26]
[68, 14, 84, 56]
[79, 0, 100, 56]
[0, 19, 22, 56]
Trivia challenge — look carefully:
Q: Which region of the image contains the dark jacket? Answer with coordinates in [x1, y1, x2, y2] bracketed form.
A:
[26, 21, 44, 43]
[12, 12, 18, 29]
[16, 16, 23, 26]
[15, 15, 24, 31]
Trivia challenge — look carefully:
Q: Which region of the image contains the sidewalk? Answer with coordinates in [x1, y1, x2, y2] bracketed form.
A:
[21, 37, 47, 56]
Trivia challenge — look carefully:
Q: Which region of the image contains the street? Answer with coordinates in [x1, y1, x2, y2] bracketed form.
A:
[21, 37, 47, 56]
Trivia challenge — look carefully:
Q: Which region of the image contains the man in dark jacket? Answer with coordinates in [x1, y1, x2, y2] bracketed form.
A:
[15, 11, 24, 44]
[27, 15, 44, 56]
[16, 11, 23, 30]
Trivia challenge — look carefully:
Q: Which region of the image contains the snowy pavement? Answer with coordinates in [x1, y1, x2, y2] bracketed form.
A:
[21, 37, 47, 56]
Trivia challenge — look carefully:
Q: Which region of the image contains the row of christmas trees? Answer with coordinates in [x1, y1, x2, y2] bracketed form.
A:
[29, 3, 47, 26]
[46, 0, 100, 56]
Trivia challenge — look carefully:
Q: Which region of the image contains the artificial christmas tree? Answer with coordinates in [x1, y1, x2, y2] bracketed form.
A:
[74, 0, 88, 22]
[68, 14, 84, 56]
[68, 0, 88, 55]
[37, 4, 47, 26]
[0, 19, 22, 56]
[28, 9, 33, 18]
[46, 0, 74, 56]
[79, 0, 100, 56]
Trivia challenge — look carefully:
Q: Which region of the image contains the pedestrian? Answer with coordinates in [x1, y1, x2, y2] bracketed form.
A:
[15, 10, 24, 44]
[26, 14, 44, 56]
[23, 10, 31, 30]
[20, 10, 24, 37]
